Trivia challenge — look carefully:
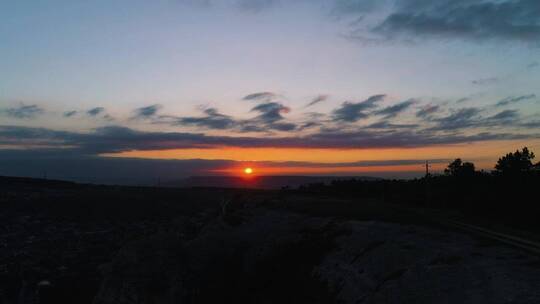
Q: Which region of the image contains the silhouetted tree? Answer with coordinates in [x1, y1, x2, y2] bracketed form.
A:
[494, 147, 535, 175]
[444, 158, 475, 177]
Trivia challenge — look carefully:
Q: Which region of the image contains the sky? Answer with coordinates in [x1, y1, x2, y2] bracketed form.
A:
[1, 0, 540, 183]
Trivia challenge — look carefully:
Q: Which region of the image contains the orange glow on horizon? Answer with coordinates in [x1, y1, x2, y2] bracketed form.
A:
[212, 163, 447, 176]
[244, 167, 253, 175]
[101, 139, 540, 174]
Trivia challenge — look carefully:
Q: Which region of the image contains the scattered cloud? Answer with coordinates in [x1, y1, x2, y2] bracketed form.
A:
[236, 0, 277, 12]
[527, 62, 539, 69]
[332, 94, 385, 122]
[148, 101, 298, 133]
[266, 122, 297, 131]
[297, 121, 322, 131]
[2, 124, 537, 155]
[85, 107, 114, 121]
[521, 120, 540, 128]
[416, 104, 440, 118]
[471, 77, 499, 86]
[367, 120, 419, 129]
[485, 109, 520, 122]
[250, 102, 291, 124]
[2, 104, 44, 119]
[87, 107, 105, 117]
[306, 94, 329, 107]
[331, 0, 382, 15]
[63, 111, 78, 118]
[431, 107, 482, 130]
[368, 0, 540, 44]
[430, 107, 525, 131]
[374, 99, 416, 119]
[175, 108, 237, 129]
[186, 0, 540, 44]
[495, 94, 536, 107]
[133, 104, 162, 119]
[242, 92, 278, 102]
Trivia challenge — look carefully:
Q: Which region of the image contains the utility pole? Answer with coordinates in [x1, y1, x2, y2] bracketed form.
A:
[424, 160, 431, 206]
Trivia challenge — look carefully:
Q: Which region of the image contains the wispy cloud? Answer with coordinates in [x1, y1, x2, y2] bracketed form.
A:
[431, 107, 482, 131]
[471, 77, 500, 86]
[527, 62, 539, 69]
[367, 120, 419, 129]
[247, 102, 297, 131]
[236, 0, 277, 12]
[251, 102, 290, 123]
[242, 92, 278, 102]
[63, 110, 78, 118]
[306, 95, 329, 107]
[174, 108, 237, 129]
[430, 107, 524, 131]
[332, 94, 385, 122]
[2, 104, 44, 119]
[2, 124, 537, 155]
[416, 104, 440, 118]
[374, 99, 416, 119]
[87, 107, 105, 117]
[495, 94, 536, 107]
[85, 107, 114, 121]
[132, 104, 162, 119]
[367, 0, 540, 44]
[187, 0, 540, 44]
[485, 109, 520, 122]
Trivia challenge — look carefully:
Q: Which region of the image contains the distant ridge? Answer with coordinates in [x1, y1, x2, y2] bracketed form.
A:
[0, 175, 79, 187]
[0, 175, 381, 189]
[172, 175, 381, 189]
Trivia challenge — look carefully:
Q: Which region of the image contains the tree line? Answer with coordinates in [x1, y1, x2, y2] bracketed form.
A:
[294, 147, 540, 230]
[444, 147, 538, 178]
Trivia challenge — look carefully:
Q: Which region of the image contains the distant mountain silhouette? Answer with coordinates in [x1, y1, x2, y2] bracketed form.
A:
[171, 175, 381, 189]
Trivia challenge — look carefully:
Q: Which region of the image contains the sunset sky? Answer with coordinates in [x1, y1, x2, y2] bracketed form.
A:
[1, 0, 540, 182]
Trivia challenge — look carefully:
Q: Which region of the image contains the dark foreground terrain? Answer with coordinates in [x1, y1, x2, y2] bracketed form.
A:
[1, 176, 540, 304]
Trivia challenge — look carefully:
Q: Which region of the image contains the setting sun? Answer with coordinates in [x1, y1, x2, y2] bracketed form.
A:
[244, 167, 253, 175]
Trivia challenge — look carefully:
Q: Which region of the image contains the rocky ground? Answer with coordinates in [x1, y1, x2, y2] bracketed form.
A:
[2, 177, 540, 304]
[94, 208, 540, 304]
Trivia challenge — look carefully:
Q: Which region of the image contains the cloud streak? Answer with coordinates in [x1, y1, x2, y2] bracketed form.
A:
[87, 107, 105, 116]
[1, 104, 44, 119]
[332, 94, 385, 122]
[374, 99, 416, 119]
[416, 104, 440, 118]
[306, 95, 329, 107]
[495, 94, 536, 107]
[63, 111, 78, 118]
[472, 77, 500, 86]
[175, 108, 237, 129]
[133, 104, 162, 119]
[1, 124, 537, 155]
[369, 0, 540, 43]
[242, 92, 278, 102]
